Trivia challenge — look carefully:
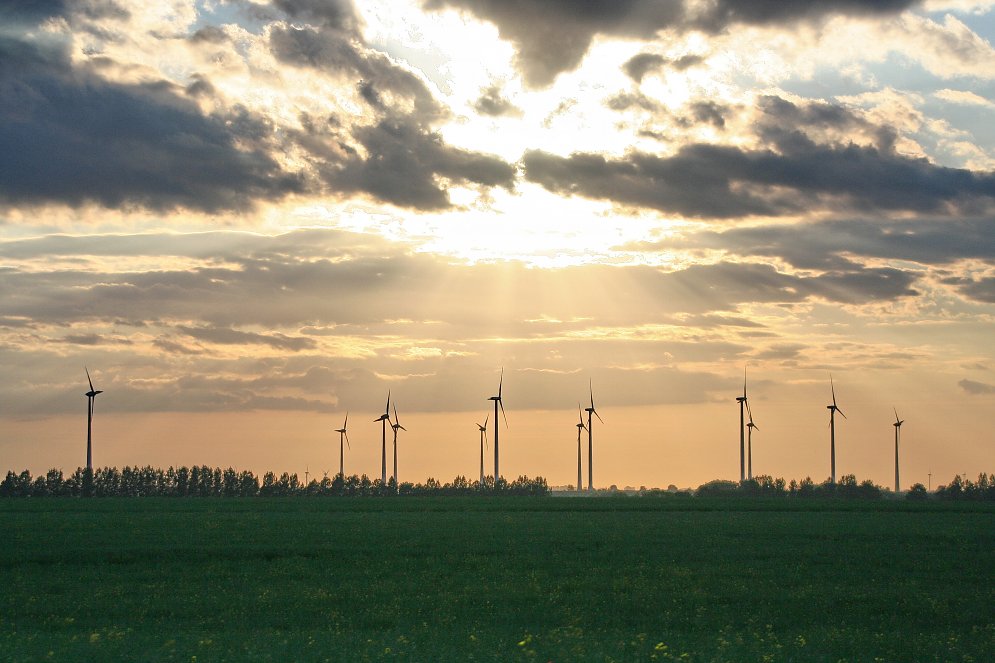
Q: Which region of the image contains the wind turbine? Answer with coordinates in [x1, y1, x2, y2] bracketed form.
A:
[391, 403, 406, 488]
[746, 402, 758, 481]
[575, 403, 587, 492]
[827, 375, 846, 484]
[736, 367, 747, 482]
[893, 408, 904, 492]
[84, 367, 103, 472]
[476, 415, 488, 484]
[584, 380, 604, 492]
[374, 390, 391, 485]
[335, 412, 350, 478]
[487, 369, 508, 481]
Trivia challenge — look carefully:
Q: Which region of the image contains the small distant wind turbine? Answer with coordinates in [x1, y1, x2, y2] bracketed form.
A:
[391, 403, 406, 487]
[575, 403, 587, 492]
[84, 367, 103, 472]
[476, 414, 488, 484]
[487, 368, 508, 481]
[335, 412, 350, 478]
[374, 390, 391, 485]
[827, 375, 846, 484]
[584, 380, 604, 492]
[736, 367, 747, 482]
[746, 403, 758, 481]
[893, 408, 904, 492]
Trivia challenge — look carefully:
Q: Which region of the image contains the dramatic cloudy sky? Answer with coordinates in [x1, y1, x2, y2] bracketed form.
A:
[2, 0, 993, 488]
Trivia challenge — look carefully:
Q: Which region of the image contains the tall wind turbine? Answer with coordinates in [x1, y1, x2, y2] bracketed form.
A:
[827, 375, 846, 484]
[84, 367, 103, 472]
[476, 415, 488, 484]
[584, 380, 604, 492]
[575, 403, 587, 492]
[487, 369, 508, 481]
[374, 390, 391, 485]
[746, 402, 758, 481]
[391, 403, 406, 487]
[736, 367, 747, 482]
[335, 412, 350, 478]
[893, 408, 904, 492]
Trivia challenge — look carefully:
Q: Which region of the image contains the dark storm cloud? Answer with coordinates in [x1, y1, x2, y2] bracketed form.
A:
[269, 22, 517, 208]
[270, 0, 363, 33]
[423, 0, 684, 87]
[0, 0, 128, 23]
[423, 0, 917, 86]
[944, 276, 995, 304]
[653, 218, 995, 271]
[189, 26, 229, 45]
[958, 378, 995, 394]
[327, 118, 516, 209]
[268, 24, 444, 122]
[688, 0, 915, 33]
[623, 52, 704, 81]
[473, 85, 522, 117]
[0, 37, 303, 212]
[523, 126, 995, 218]
[177, 325, 317, 351]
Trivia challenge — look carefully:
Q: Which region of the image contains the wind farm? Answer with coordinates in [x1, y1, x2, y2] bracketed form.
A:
[25, 365, 971, 496]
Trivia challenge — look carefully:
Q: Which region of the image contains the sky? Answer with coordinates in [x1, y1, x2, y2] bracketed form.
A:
[1, 0, 994, 490]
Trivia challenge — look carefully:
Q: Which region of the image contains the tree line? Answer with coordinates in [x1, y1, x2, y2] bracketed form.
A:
[0, 466, 550, 498]
[2, 467, 992, 500]
[689, 473, 995, 501]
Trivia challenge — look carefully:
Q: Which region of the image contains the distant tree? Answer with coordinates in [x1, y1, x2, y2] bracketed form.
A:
[906, 483, 928, 501]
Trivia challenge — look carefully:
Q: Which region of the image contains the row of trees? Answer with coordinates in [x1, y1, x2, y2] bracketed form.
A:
[0, 467, 550, 498]
[2, 467, 991, 500]
[691, 473, 995, 501]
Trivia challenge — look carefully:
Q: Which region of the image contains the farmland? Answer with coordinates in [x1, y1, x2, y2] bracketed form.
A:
[2, 497, 993, 661]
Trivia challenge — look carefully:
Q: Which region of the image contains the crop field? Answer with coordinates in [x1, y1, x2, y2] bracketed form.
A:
[2, 497, 993, 662]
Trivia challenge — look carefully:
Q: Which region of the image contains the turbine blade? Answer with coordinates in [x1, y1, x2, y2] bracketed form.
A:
[344, 411, 349, 429]
[830, 374, 837, 407]
[578, 402, 584, 425]
[589, 379, 595, 410]
[593, 408, 604, 425]
[385, 390, 391, 415]
[85, 366, 95, 392]
[837, 408, 847, 420]
[345, 431, 351, 449]
[498, 367, 503, 398]
[893, 407, 900, 424]
[500, 399, 508, 428]
[484, 413, 489, 429]
[743, 365, 747, 399]
[393, 403, 400, 427]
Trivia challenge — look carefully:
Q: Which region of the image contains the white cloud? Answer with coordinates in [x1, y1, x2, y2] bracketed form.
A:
[934, 88, 995, 107]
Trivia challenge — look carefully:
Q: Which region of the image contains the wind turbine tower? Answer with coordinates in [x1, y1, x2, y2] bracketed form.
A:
[575, 403, 587, 492]
[487, 369, 508, 481]
[827, 375, 846, 484]
[476, 415, 488, 484]
[374, 391, 391, 485]
[736, 368, 747, 482]
[584, 380, 604, 492]
[893, 408, 904, 492]
[84, 368, 103, 472]
[335, 412, 350, 477]
[391, 404, 406, 487]
[746, 405, 758, 481]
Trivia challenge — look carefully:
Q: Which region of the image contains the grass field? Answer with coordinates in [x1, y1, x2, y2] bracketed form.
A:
[2, 497, 993, 662]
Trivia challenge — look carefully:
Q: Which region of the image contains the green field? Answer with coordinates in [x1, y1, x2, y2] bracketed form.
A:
[2, 498, 993, 662]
